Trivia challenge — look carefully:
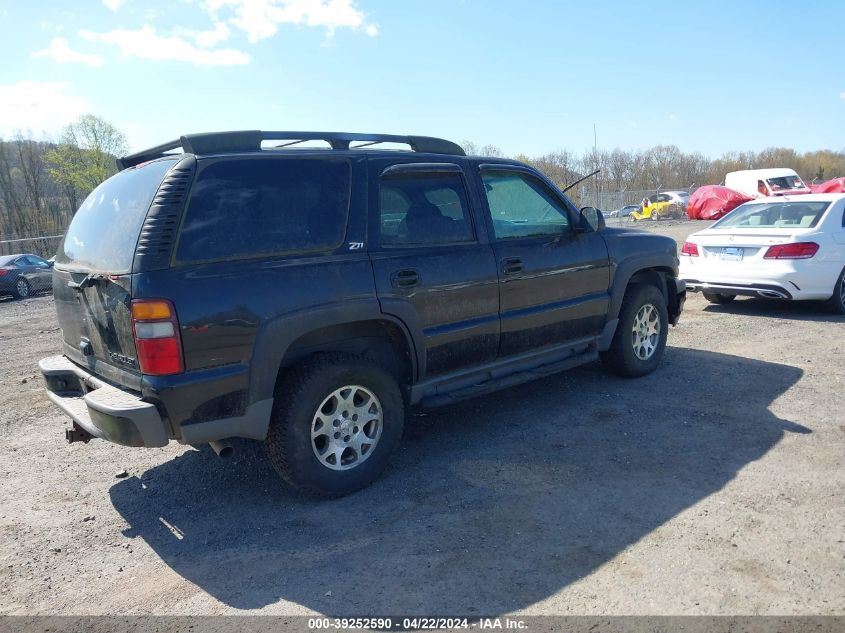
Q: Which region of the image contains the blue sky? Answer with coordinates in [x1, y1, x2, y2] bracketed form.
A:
[1, 0, 843, 157]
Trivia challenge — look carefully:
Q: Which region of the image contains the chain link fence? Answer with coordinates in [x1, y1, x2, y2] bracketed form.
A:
[0, 234, 63, 258]
[578, 187, 694, 226]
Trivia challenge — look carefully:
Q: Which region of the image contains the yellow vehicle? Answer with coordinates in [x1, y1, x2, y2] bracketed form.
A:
[631, 193, 683, 221]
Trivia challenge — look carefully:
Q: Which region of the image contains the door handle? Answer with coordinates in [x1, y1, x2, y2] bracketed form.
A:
[391, 269, 419, 288]
[501, 257, 523, 275]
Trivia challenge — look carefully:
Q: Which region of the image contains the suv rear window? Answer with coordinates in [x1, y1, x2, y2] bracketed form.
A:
[175, 158, 350, 263]
[56, 158, 177, 273]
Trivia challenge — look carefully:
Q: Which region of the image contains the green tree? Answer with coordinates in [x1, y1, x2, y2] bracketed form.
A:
[45, 114, 128, 196]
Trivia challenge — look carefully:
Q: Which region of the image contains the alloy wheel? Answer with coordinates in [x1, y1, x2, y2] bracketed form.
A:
[631, 303, 660, 360]
[16, 279, 29, 298]
[311, 385, 383, 471]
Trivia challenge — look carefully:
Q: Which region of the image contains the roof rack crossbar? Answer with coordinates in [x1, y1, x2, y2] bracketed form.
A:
[117, 130, 465, 170]
[259, 132, 465, 156]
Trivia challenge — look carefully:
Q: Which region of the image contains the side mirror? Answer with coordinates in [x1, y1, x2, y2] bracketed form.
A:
[580, 206, 605, 232]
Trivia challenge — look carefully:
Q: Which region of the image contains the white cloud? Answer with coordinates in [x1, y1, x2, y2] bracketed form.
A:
[668, 113, 678, 121]
[840, 92, 845, 100]
[102, 0, 125, 10]
[204, 0, 379, 43]
[32, 37, 105, 68]
[0, 81, 92, 137]
[174, 21, 231, 48]
[80, 26, 250, 65]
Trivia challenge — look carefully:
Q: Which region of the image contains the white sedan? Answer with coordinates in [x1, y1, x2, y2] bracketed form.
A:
[679, 194, 845, 313]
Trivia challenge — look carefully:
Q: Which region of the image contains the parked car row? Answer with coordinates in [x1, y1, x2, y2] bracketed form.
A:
[607, 191, 691, 222]
[16, 131, 845, 499]
[607, 204, 639, 218]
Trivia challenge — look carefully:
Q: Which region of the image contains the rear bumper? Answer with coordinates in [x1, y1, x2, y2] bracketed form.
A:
[40, 355, 274, 448]
[39, 355, 169, 447]
[683, 279, 793, 300]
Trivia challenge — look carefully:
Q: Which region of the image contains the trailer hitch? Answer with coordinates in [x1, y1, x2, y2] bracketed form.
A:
[66, 423, 94, 444]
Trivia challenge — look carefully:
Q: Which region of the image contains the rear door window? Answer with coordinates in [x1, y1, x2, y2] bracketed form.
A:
[56, 158, 177, 273]
[379, 172, 475, 246]
[176, 158, 351, 263]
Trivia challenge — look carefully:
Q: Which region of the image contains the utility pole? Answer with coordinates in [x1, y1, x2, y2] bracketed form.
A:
[593, 123, 599, 207]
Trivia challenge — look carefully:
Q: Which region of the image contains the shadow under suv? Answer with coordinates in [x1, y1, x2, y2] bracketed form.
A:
[40, 130, 685, 496]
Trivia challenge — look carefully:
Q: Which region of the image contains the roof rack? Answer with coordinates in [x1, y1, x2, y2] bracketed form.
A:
[116, 130, 465, 169]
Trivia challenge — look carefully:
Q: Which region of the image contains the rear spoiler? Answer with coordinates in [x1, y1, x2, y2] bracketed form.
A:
[116, 130, 466, 170]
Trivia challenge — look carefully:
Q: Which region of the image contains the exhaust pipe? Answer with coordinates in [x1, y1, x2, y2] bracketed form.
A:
[757, 289, 788, 299]
[209, 439, 234, 458]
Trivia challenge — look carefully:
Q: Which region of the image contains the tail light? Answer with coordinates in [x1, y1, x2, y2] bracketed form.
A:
[681, 242, 699, 256]
[130, 299, 184, 375]
[763, 242, 819, 260]
[0, 268, 9, 276]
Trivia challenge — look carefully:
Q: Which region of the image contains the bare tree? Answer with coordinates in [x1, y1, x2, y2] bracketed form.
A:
[14, 132, 47, 213]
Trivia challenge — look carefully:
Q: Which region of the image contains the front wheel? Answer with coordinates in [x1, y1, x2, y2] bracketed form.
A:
[265, 353, 404, 497]
[600, 283, 668, 377]
[703, 291, 736, 304]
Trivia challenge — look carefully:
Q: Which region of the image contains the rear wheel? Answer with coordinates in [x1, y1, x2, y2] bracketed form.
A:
[600, 283, 668, 377]
[14, 278, 30, 299]
[703, 291, 736, 304]
[828, 267, 845, 315]
[265, 353, 404, 497]
[650, 211, 659, 221]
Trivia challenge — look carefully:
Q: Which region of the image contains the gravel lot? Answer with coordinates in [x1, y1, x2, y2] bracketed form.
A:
[1, 220, 843, 616]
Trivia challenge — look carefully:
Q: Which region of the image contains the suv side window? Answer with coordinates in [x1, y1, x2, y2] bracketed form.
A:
[481, 170, 570, 239]
[379, 172, 475, 246]
[176, 158, 351, 263]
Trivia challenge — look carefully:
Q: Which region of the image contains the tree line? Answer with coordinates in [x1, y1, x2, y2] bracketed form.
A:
[0, 115, 127, 240]
[463, 140, 845, 204]
[2, 116, 843, 245]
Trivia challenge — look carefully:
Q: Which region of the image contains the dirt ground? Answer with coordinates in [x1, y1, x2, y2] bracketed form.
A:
[1, 220, 843, 617]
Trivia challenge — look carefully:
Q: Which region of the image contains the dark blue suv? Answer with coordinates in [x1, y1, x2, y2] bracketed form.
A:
[40, 131, 685, 496]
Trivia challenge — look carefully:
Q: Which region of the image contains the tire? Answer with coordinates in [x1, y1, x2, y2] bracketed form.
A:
[702, 291, 736, 304]
[13, 278, 30, 299]
[650, 211, 659, 221]
[264, 353, 404, 497]
[827, 267, 845, 315]
[600, 283, 668, 377]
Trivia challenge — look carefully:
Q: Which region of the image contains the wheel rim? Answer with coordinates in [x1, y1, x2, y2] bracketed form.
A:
[631, 303, 660, 360]
[16, 279, 29, 297]
[311, 385, 383, 471]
